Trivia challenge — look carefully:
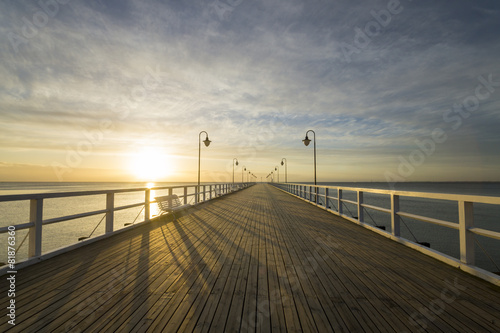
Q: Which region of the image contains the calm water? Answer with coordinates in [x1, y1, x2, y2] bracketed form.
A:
[1, 182, 499, 273]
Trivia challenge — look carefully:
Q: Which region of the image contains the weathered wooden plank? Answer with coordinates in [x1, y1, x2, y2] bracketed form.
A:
[2, 184, 500, 333]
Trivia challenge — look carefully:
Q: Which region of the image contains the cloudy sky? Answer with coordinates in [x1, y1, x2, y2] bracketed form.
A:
[1, 0, 499, 183]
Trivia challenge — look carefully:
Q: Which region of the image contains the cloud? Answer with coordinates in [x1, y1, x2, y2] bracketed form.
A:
[0, 0, 499, 181]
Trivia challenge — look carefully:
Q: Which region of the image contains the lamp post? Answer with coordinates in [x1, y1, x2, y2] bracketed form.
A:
[242, 166, 246, 183]
[302, 130, 316, 186]
[198, 131, 211, 202]
[233, 158, 239, 184]
[275, 166, 279, 183]
[281, 158, 287, 183]
[303, 129, 317, 203]
[248, 171, 251, 182]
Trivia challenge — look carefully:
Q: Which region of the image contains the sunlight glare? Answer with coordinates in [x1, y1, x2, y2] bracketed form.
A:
[128, 147, 174, 181]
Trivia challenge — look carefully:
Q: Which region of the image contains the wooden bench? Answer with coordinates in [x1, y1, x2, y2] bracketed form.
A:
[155, 194, 191, 220]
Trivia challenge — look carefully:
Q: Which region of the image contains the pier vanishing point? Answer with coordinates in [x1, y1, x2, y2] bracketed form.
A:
[1, 183, 500, 332]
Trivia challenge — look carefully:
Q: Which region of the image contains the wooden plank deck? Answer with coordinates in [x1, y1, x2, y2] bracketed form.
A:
[1, 183, 500, 332]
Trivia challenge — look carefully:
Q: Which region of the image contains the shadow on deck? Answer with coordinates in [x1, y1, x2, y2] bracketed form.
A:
[1, 184, 500, 332]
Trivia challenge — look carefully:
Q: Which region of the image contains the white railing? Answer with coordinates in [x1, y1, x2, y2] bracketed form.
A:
[0, 182, 254, 262]
[271, 183, 500, 275]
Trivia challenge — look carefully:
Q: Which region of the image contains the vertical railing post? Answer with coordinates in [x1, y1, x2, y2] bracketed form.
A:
[106, 193, 114, 234]
[315, 186, 318, 205]
[203, 185, 206, 202]
[145, 189, 151, 222]
[210, 185, 213, 200]
[28, 198, 43, 258]
[184, 187, 188, 205]
[459, 201, 475, 265]
[325, 188, 329, 209]
[357, 191, 364, 223]
[338, 189, 343, 215]
[391, 194, 400, 237]
[195, 186, 199, 204]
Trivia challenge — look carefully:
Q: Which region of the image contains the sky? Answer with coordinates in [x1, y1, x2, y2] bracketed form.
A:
[1, 0, 499, 184]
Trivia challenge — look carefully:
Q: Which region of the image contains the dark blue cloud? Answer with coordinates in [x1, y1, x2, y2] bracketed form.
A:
[1, 0, 499, 180]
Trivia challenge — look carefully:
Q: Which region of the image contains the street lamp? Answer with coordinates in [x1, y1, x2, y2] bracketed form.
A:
[275, 166, 279, 183]
[303, 130, 316, 185]
[281, 158, 287, 183]
[242, 166, 246, 183]
[233, 158, 239, 184]
[198, 131, 211, 187]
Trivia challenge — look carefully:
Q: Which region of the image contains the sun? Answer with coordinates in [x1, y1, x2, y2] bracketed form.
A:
[128, 147, 175, 181]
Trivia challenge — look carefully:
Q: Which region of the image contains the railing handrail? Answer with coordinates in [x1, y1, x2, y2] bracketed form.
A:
[280, 182, 500, 205]
[0, 182, 248, 202]
[0, 182, 255, 266]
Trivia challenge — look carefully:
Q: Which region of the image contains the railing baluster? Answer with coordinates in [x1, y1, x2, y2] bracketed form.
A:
[325, 188, 329, 209]
[203, 185, 206, 202]
[459, 201, 475, 265]
[184, 187, 188, 205]
[338, 189, 343, 215]
[28, 198, 43, 258]
[106, 193, 114, 234]
[145, 189, 150, 222]
[391, 194, 400, 237]
[358, 191, 364, 222]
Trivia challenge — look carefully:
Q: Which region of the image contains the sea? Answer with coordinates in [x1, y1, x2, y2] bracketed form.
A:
[1, 181, 499, 273]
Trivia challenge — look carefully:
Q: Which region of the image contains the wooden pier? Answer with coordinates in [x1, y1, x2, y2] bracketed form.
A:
[1, 184, 500, 332]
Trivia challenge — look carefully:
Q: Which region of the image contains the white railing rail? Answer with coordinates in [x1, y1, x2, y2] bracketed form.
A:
[271, 182, 500, 270]
[0, 182, 254, 260]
